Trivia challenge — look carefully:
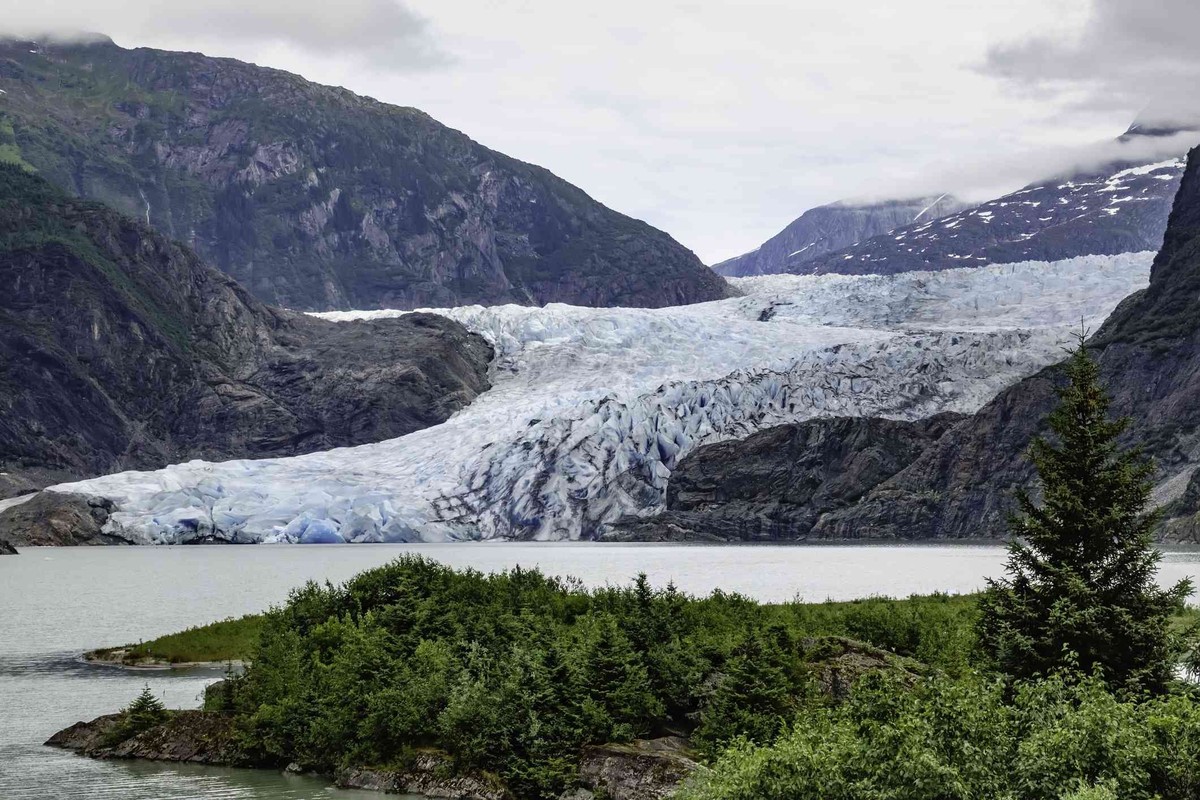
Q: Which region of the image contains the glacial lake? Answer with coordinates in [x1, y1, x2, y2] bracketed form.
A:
[7, 542, 1200, 799]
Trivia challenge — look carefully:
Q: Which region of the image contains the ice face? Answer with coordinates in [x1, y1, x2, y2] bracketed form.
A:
[49, 252, 1154, 544]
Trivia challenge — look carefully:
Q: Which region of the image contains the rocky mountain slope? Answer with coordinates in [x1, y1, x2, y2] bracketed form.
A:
[606, 414, 964, 541]
[803, 145, 1200, 540]
[0, 36, 731, 311]
[795, 133, 1191, 277]
[713, 195, 965, 277]
[0, 165, 492, 497]
[31, 249, 1151, 544]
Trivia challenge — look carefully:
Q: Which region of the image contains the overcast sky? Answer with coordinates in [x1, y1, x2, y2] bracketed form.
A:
[7, 0, 1199, 263]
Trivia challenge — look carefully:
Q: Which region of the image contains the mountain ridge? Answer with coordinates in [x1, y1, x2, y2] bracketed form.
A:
[0, 36, 732, 311]
[795, 140, 1191, 276]
[713, 195, 966, 277]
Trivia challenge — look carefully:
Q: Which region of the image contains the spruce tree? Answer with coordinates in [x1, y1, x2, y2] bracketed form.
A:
[125, 685, 168, 733]
[978, 342, 1191, 694]
[693, 629, 793, 754]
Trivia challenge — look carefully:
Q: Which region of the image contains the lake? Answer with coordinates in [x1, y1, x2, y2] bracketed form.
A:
[6, 542, 1200, 799]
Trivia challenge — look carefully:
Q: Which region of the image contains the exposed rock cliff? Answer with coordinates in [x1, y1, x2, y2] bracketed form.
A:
[814, 146, 1200, 540]
[713, 195, 964, 277]
[0, 36, 731, 310]
[0, 165, 492, 502]
[0, 492, 128, 546]
[607, 414, 963, 541]
[46, 711, 249, 766]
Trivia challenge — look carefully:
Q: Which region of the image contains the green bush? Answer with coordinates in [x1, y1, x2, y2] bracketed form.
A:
[678, 673, 1200, 800]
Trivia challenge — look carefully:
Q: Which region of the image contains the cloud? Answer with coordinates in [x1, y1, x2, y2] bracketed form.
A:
[985, 0, 1200, 128]
[2, 0, 446, 70]
[852, 129, 1200, 207]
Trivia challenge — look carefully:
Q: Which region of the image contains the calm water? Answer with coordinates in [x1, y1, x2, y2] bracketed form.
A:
[5, 542, 1200, 799]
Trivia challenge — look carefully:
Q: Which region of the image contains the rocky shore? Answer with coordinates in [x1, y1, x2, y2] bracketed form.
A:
[47, 694, 702, 800]
[46, 710, 249, 766]
[0, 493, 131, 547]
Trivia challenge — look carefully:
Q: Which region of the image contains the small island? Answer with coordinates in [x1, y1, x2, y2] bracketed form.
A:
[55, 558, 951, 799]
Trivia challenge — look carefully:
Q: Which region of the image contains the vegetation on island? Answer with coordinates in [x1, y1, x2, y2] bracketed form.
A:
[103, 685, 169, 746]
[220, 566, 977, 798]
[102, 343, 1200, 799]
[101, 615, 265, 665]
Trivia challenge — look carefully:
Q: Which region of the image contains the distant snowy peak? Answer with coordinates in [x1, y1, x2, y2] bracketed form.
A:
[712, 194, 966, 277]
[797, 155, 1189, 277]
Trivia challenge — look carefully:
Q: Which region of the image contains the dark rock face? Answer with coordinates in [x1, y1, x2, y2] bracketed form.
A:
[798, 132, 1190, 277]
[0, 492, 130, 546]
[49, 707, 689, 800]
[607, 414, 962, 541]
[0, 37, 731, 311]
[0, 538, 14, 554]
[713, 195, 965, 277]
[46, 710, 249, 766]
[815, 146, 1200, 540]
[0, 166, 493, 494]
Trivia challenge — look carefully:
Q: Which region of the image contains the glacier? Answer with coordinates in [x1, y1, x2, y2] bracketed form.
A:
[47, 252, 1154, 544]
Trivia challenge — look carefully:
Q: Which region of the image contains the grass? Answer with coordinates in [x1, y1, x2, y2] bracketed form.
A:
[110, 615, 265, 664]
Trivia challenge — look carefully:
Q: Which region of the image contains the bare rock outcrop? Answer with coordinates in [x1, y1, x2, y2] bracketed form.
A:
[0, 166, 493, 526]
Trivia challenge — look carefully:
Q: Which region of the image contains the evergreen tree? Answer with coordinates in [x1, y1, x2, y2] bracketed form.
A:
[978, 342, 1192, 694]
[693, 629, 794, 753]
[125, 685, 168, 733]
[580, 617, 664, 740]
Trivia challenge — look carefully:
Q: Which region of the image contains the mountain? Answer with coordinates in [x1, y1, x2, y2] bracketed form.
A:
[804, 145, 1200, 540]
[713, 195, 965, 277]
[0, 164, 493, 496]
[0, 36, 732, 311]
[604, 414, 964, 541]
[793, 134, 1192, 276]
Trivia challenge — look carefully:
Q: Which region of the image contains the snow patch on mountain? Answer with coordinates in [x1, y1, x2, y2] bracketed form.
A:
[49, 252, 1154, 544]
[801, 158, 1185, 274]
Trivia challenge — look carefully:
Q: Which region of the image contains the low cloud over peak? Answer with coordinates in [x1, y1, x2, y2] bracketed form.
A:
[2, 0, 447, 70]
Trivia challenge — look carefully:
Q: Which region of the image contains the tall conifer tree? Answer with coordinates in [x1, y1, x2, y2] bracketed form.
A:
[979, 342, 1191, 694]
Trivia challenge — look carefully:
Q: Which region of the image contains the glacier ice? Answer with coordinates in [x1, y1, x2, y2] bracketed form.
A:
[48, 252, 1154, 543]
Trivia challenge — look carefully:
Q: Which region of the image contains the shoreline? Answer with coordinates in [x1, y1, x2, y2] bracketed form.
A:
[46, 703, 699, 800]
[81, 648, 244, 671]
